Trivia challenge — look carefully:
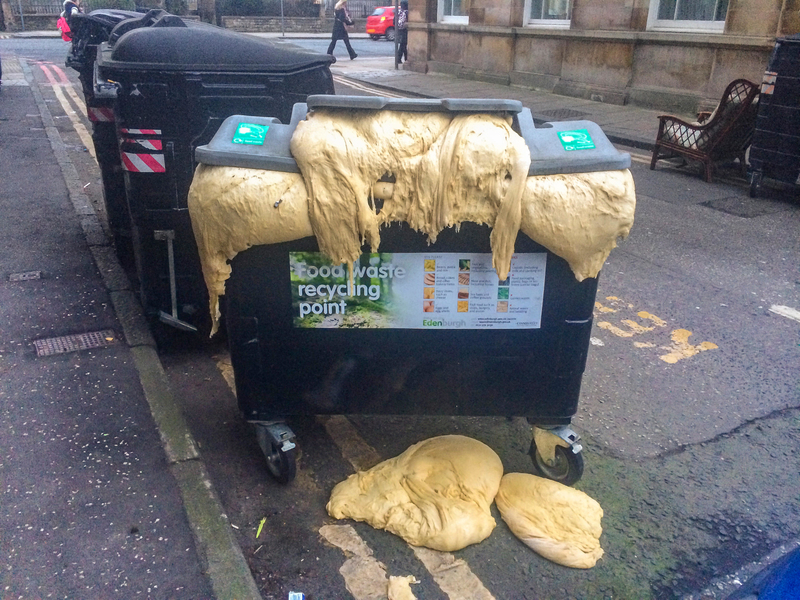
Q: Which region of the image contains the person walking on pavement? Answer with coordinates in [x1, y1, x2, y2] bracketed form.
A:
[327, 0, 358, 60]
[61, 0, 82, 25]
[396, 0, 408, 64]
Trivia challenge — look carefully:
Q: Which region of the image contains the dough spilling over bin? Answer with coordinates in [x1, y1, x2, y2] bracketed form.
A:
[186, 96, 635, 488]
[189, 96, 635, 336]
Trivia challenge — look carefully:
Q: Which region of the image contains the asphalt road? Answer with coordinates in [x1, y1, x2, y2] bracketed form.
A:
[2, 35, 799, 600]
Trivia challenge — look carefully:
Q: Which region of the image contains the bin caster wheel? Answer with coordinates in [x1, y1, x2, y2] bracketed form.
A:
[529, 426, 584, 486]
[255, 423, 297, 484]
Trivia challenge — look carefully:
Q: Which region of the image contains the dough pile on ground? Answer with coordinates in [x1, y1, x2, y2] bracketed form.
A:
[290, 108, 531, 282]
[495, 472, 604, 568]
[388, 575, 419, 600]
[326, 435, 503, 552]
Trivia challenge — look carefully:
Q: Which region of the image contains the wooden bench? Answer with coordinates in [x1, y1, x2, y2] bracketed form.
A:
[650, 79, 759, 183]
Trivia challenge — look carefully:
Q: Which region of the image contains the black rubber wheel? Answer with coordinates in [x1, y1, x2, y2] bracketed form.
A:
[385, 26, 395, 41]
[529, 439, 584, 486]
[256, 427, 297, 484]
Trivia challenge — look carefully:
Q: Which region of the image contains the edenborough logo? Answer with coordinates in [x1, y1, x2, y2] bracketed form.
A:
[423, 319, 467, 328]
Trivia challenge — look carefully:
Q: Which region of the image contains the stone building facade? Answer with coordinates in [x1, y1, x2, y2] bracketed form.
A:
[405, 0, 799, 113]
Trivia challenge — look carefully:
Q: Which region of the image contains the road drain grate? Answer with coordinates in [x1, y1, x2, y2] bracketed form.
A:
[34, 329, 117, 357]
[9, 271, 42, 282]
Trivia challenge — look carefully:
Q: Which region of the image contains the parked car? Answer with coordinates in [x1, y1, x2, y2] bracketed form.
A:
[366, 6, 395, 41]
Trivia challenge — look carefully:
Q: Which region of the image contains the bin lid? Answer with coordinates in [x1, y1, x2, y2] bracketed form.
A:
[97, 24, 334, 73]
[515, 108, 631, 176]
[194, 106, 308, 173]
[307, 95, 523, 114]
[195, 102, 630, 176]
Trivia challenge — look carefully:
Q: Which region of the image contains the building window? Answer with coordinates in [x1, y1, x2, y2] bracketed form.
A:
[439, 0, 469, 23]
[647, 0, 729, 32]
[524, 0, 571, 28]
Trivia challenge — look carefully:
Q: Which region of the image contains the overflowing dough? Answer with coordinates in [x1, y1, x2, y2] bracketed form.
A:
[188, 108, 636, 334]
[290, 108, 531, 281]
[326, 435, 503, 552]
[495, 473, 604, 569]
[188, 165, 313, 335]
[520, 170, 635, 281]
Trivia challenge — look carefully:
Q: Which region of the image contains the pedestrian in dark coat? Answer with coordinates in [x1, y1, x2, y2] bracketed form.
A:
[327, 0, 358, 60]
[396, 0, 408, 64]
[61, 0, 82, 26]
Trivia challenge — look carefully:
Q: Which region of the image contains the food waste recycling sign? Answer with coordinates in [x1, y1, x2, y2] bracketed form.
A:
[289, 252, 546, 329]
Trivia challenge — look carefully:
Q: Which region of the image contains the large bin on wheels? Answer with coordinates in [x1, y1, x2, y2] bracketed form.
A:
[191, 96, 632, 485]
[95, 15, 335, 332]
[66, 9, 142, 265]
[749, 33, 800, 198]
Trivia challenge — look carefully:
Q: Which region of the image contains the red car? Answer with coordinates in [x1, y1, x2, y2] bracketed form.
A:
[366, 6, 396, 41]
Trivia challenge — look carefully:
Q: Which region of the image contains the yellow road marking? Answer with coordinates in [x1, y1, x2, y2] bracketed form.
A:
[214, 352, 495, 599]
[659, 329, 718, 364]
[638, 311, 667, 327]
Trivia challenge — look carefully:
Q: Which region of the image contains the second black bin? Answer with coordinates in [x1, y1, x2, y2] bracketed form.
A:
[96, 14, 335, 331]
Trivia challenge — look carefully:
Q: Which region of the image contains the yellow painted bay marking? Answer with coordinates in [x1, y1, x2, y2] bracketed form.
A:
[320, 524, 395, 600]
[332, 75, 408, 98]
[594, 301, 617, 313]
[214, 352, 495, 599]
[593, 296, 718, 363]
[638, 311, 667, 327]
[412, 547, 495, 600]
[318, 415, 383, 472]
[659, 329, 718, 364]
[36, 62, 95, 160]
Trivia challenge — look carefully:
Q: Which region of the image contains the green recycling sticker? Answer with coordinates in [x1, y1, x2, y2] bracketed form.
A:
[558, 129, 595, 151]
[232, 123, 268, 145]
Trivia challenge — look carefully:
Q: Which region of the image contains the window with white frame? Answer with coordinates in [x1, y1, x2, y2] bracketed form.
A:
[524, 0, 571, 28]
[647, 0, 729, 32]
[439, 0, 469, 23]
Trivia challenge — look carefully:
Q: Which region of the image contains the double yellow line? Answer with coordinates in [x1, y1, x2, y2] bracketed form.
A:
[37, 61, 96, 160]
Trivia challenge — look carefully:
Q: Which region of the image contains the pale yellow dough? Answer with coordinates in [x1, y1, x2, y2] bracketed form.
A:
[187, 109, 636, 334]
[495, 472, 604, 569]
[326, 435, 503, 552]
[388, 575, 419, 600]
[520, 170, 635, 281]
[187, 164, 313, 335]
[291, 109, 531, 282]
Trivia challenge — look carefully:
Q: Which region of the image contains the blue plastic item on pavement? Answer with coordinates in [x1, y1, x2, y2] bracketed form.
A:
[725, 546, 800, 600]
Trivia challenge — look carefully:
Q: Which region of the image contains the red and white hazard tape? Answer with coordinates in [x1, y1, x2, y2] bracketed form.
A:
[118, 127, 166, 173]
[88, 107, 114, 122]
[119, 128, 162, 135]
[121, 151, 166, 173]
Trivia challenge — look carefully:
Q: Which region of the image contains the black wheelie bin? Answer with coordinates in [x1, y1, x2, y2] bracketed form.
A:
[749, 33, 800, 198]
[66, 9, 142, 268]
[95, 13, 335, 332]
[192, 97, 632, 485]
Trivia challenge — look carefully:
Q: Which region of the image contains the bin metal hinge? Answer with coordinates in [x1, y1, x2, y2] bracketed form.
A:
[533, 425, 582, 466]
[93, 62, 119, 100]
[154, 229, 197, 332]
[253, 421, 296, 453]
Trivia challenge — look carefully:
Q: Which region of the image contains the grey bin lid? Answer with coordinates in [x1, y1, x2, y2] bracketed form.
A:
[307, 95, 523, 114]
[194, 103, 631, 177]
[194, 104, 308, 173]
[515, 108, 631, 176]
